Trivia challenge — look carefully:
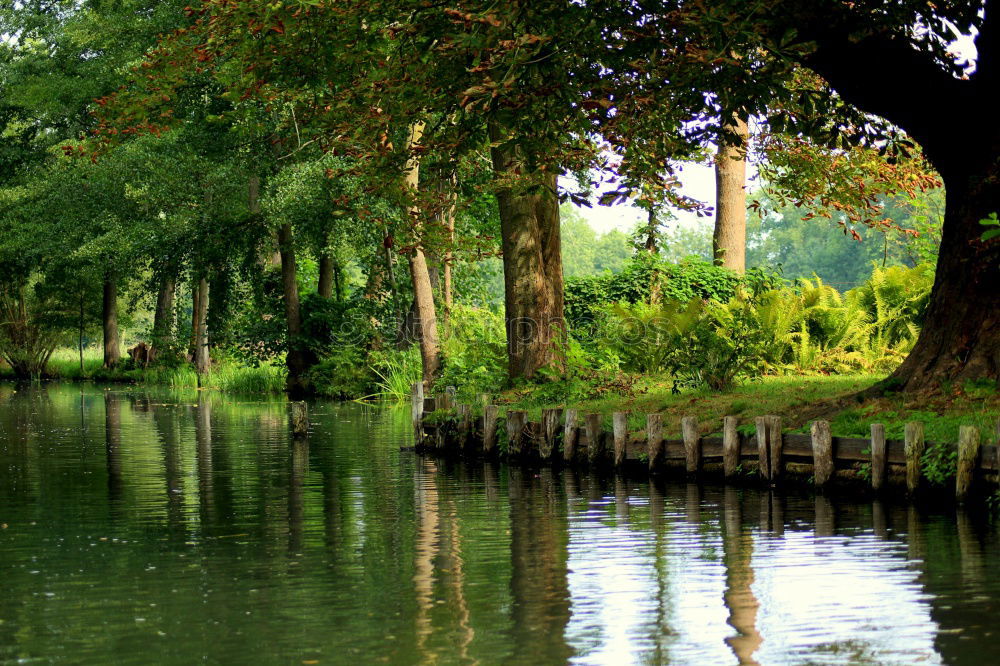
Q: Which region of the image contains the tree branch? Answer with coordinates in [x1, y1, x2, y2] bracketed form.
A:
[803, 32, 976, 178]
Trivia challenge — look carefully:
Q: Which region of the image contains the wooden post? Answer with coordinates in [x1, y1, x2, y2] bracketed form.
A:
[411, 382, 424, 441]
[870, 423, 887, 491]
[456, 404, 471, 450]
[436, 392, 451, 411]
[647, 413, 664, 472]
[722, 416, 739, 479]
[541, 408, 563, 460]
[811, 420, 834, 488]
[768, 416, 783, 481]
[613, 412, 628, 468]
[482, 405, 499, 456]
[956, 425, 981, 503]
[681, 416, 699, 475]
[755, 416, 770, 481]
[446, 385, 457, 402]
[904, 421, 925, 495]
[289, 401, 309, 439]
[507, 410, 527, 457]
[585, 413, 603, 464]
[563, 409, 579, 463]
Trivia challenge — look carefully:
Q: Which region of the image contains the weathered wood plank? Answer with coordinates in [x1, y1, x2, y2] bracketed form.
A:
[585, 413, 604, 464]
[755, 416, 770, 480]
[871, 423, 887, 491]
[613, 412, 629, 468]
[507, 410, 527, 456]
[956, 426, 981, 503]
[482, 405, 499, 456]
[905, 422, 925, 494]
[722, 416, 739, 478]
[541, 408, 563, 460]
[811, 420, 833, 488]
[647, 413, 664, 472]
[682, 416, 700, 475]
[563, 409, 579, 463]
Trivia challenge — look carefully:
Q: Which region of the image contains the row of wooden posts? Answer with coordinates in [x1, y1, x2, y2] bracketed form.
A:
[409, 383, 999, 503]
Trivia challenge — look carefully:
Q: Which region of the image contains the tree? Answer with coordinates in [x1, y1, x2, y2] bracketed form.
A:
[685, 1, 999, 389]
[712, 117, 749, 272]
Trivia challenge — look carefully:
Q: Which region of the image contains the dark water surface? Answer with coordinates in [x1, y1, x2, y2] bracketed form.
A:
[2, 384, 1000, 665]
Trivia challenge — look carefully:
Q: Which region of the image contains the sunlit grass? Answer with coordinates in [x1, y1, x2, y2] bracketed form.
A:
[0, 346, 288, 395]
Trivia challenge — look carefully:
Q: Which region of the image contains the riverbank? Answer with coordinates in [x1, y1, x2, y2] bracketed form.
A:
[0, 351, 287, 394]
[418, 374, 1000, 502]
[485, 374, 1000, 447]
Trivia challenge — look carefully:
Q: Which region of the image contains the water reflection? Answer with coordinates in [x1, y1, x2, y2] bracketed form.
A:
[2, 385, 1000, 664]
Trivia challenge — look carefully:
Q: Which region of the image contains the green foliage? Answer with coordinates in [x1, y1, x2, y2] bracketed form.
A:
[437, 305, 507, 398]
[307, 346, 371, 400]
[981, 213, 1000, 242]
[921, 441, 958, 487]
[369, 346, 422, 401]
[575, 262, 934, 388]
[564, 254, 779, 328]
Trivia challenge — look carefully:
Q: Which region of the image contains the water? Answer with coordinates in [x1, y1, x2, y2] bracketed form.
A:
[1, 384, 999, 665]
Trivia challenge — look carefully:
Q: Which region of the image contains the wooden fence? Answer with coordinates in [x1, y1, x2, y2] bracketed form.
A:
[409, 383, 999, 503]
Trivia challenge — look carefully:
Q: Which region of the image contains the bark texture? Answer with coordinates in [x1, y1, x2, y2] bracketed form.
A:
[193, 277, 210, 375]
[317, 250, 334, 299]
[152, 275, 175, 355]
[277, 222, 313, 396]
[403, 122, 441, 387]
[102, 273, 119, 368]
[490, 124, 565, 380]
[713, 116, 749, 273]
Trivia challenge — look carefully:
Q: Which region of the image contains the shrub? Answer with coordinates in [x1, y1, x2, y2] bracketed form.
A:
[437, 305, 507, 397]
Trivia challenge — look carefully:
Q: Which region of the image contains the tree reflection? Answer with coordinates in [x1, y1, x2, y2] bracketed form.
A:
[508, 466, 572, 663]
[721, 487, 762, 665]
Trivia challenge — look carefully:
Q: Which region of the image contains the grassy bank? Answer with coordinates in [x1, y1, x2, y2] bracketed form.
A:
[1, 348, 286, 394]
[484, 373, 1000, 446]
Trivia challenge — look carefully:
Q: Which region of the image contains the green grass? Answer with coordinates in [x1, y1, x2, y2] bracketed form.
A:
[1, 347, 286, 395]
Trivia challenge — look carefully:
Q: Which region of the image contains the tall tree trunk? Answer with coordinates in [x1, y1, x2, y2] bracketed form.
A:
[645, 207, 659, 254]
[713, 116, 749, 273]
[489, 124, 565, 380]
[886, 174, 1000, 390]
[278, 222, 311, 396]
[403, 122, 441, 387]
[189, 278, 200, 359]
[332, 258, 344, 302]
[317, 250, 334, 299]
[152, 275, 175, 356]
[409, 251, 441, 384]
[441, 175, 457, 314]
[194, 277, 210, 375]
[102, 272, 119, 369]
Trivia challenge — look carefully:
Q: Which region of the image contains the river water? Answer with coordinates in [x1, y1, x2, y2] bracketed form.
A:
[1, 384, 999, 665]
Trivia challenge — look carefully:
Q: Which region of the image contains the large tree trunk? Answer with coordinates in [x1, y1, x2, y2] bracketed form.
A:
[317, 249, 334, 299]
[403, 122, 442, 387]
[193, 277, 210, 375]
[151, 274, 175, 356]
[885, 176, 1000, 390]
[277, 222, 312, 396]
[409, 250, 441, 385]
[489, 126, 565, 380]
[713, 116, 749, 273]
[102, 272, 119, 369]
[441, 177, 457, 314]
